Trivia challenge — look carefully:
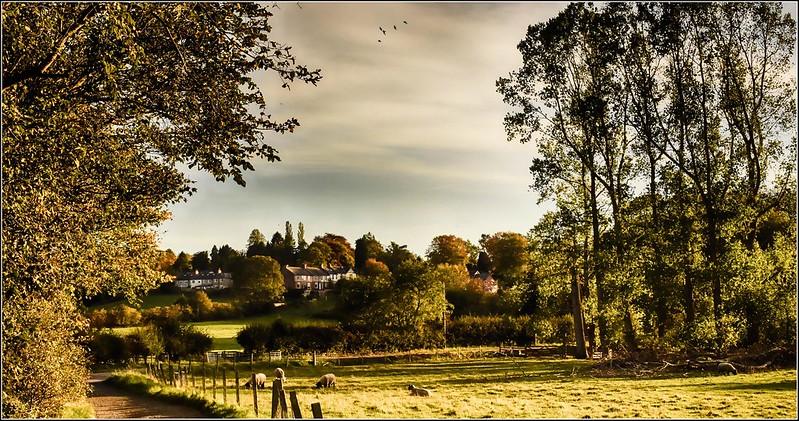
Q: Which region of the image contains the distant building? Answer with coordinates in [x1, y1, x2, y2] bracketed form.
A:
[282, 264, 355, 294]
[175, 269, 233, 290]
[471, 270, 498, 294]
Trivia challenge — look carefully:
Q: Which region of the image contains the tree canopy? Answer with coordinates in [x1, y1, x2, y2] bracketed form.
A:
[2, 3, 321, 417]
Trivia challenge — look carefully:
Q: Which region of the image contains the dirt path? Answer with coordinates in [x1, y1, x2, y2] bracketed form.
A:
[88, 373, 207, 419]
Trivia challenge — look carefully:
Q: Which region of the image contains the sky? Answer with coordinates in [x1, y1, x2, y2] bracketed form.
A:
[157, 1, 798, 257]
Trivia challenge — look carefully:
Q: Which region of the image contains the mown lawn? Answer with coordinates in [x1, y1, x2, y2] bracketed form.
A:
[110, 298, 338, 351]
[190, 300, 338, 350]
[138, 357, 797, 418]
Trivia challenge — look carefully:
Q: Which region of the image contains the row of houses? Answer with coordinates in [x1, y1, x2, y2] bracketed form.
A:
[175, 266, 496, 294]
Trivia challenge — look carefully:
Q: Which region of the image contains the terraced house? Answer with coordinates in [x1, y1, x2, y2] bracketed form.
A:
[175, 269, 234, 290]
[282, 264, 356, 294]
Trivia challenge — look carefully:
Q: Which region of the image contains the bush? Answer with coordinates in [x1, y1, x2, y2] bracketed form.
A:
[125, 326, 164, 359]
[447, 315, 546, 346]
[88, 308, 110, 329]
[152, 318, 213, 360]
[236, 319, 344, 354]
[142, 304, 192, 324]
[87, 305, 143, 328]
[89, 332, 131, 364]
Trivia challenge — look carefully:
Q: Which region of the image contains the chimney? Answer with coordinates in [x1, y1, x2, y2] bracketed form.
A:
[302, 263, 308, 269]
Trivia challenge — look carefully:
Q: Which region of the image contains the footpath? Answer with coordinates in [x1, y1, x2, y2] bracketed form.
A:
[88, 372, 206, 419]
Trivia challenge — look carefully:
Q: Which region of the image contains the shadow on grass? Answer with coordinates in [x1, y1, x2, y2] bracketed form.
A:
[699, 379, 797, 392]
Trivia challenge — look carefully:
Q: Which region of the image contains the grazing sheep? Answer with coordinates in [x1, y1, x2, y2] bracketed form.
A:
[243, 373, 268, 389]
[718, 362, 738, 375]
[408, 384, 431, 397]
[314, 373, 336, 389]
[274, 367, 286, 382]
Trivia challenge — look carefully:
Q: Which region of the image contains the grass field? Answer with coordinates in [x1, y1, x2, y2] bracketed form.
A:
[111, 298, 338, 351]
[136, 357, 797, 418]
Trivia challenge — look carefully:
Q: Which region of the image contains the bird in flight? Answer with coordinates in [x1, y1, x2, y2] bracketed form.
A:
[403, 20, 408, 24]
[378, 39, 382, 43]
[379, 26, 387, 35]
[393, 25, 397, 30]
[297, 1, 303, 9]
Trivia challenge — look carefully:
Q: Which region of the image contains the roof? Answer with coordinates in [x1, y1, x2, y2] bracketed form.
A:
[283, 266, 353, 276]
[176, 270, 232, 280]
[471, 271, 493, 281]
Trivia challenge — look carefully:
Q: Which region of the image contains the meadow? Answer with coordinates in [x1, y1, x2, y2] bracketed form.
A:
[107, 296, 337, 350]
[128, 356, 798, 418]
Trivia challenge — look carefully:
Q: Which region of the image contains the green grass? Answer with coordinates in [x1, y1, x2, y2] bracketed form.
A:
[110, 299, 339, 351]
[190, 302, 338, 351]
[106, 371, 250, 417]
[131, 357, 798, 418]
[60, 399, 96, 418]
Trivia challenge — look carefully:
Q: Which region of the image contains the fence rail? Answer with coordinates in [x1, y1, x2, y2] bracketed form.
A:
[205, 350, 282, 363]
[142, 354, 320, 418]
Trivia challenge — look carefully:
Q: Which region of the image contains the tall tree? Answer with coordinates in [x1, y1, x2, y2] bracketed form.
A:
[248, 229, 267, 249]
[315, 233, 355, 269]
[171, 252, 193, 274]
[232, 256, 285, 304]
[2, 3, 321, 416]
[284, 221, 296, 251]
[479, 232, 529, 290]
[426, 235, 470, 266]
[192, 251, 211, 271]
[297, 222, 308, 251]
[354, 232, 383, 272]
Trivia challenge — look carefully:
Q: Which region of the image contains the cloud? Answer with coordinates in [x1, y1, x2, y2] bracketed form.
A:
[158, 3, 565, 254]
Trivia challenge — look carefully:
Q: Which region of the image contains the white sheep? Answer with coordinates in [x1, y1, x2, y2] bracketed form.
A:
[314, 373, 336, 389]
[243, 373, 268, 389]
[274, 367, 286, 382]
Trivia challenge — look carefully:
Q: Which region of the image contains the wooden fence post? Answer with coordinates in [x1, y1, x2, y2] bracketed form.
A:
[271, 378, 282, 418]
[279, 389, 288, 418]
[202, 360, 207, 396]
[222, 368, 227, 404]
[311, 402, 323, 419]
[250, 353, 254, 372]
[289, 390, 303, 418]
[177, 361, 182, 388]
[190, 360, 195, 389]
[252, 373, 259, 416]
[212, 362, 217, 401]
[235, 368, 240, 405]
[312, 350, 317, 367]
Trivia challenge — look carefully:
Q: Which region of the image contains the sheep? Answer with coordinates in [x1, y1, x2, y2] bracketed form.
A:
[243, 373, 268, 389]
[717, 362, 738, 375]
[314, 373, 336, 389]
[408, 384, 431, 397]
[274, 367, 286, 382]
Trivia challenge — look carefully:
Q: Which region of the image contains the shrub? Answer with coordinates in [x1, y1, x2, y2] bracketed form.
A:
[111, 305, 143, 327]
[88, 308, 110, 329]
[125, 326, 164, 359]
[447, 315, 547, 346]
[152, 318, 213, 359]
[142, 304, 192, 324]
[88, 332, 130, 364]
[236, 319, 344, 354]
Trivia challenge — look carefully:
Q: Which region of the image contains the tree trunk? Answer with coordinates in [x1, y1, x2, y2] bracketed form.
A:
[589, 169, 609, 351]
[570, 270, 588, 359]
